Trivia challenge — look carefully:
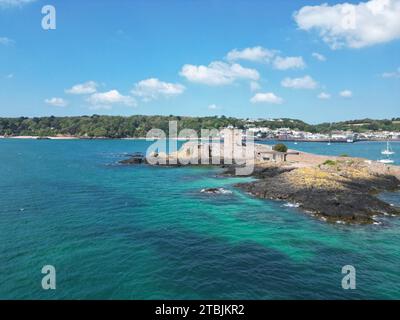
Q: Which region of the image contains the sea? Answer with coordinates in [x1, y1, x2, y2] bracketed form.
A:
[0, 139, 399, 299]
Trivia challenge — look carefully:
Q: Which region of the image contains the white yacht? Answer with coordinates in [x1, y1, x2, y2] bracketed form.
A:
[381, 141, 395, 155]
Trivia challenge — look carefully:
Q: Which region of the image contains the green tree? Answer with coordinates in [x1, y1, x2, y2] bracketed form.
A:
[273, 143, 288, 152]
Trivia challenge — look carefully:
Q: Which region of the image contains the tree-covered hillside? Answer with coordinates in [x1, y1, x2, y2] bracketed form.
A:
[0, 115, 244, 138]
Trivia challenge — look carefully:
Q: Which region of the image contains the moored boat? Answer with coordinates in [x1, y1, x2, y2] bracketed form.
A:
[381, 141, 395, 155]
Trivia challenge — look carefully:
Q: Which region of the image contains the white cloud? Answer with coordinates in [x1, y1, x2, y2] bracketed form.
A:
[281, 75, 318, 89]
[208, 104, 219, 110]
[273, 56, 306, 70]
[312, 52, 327, 61]
[250, 92, 283, 104]
[180, 61, 260, 86]
[132, 78, 185, 101]
[66, 81, 98, 95]
[250, 81, 261, 92]
[0, 37, 15, 46]
[382, 67, 400, 78]
[340, 90, 353, 98]
[318, 92, 331, 99]
[87, 90, 136, 108]
[0, 0, 35, 8]
[226, 46, 276, 63]
[294, 0, 400, 49]
[45, 97, 68, 107]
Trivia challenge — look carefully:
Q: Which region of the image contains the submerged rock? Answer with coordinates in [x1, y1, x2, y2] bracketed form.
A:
[201, 188, 233, 195]
[119, 152, 146, 164]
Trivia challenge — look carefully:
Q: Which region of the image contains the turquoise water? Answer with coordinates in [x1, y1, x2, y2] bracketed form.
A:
[0, 139, 399, 299]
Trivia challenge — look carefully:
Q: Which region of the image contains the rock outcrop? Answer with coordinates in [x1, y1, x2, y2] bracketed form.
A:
[235, 158, 400, 224]
[200, 188, 233, 194]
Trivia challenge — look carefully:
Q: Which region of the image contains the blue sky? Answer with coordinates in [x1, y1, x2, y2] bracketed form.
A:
[1, 0, 399, 123]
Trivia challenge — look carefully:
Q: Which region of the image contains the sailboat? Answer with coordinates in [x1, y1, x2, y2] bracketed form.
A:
[379, 141, 395, 164]
[327, 123, 331, 145]
[381, 141, 395, 155]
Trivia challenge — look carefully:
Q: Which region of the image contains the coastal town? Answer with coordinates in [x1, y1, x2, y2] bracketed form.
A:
[241, 120, 400, 143]
[2, 127, 400, 142]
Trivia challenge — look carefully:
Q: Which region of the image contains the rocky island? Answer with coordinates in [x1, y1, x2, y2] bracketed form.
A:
[121, 140, 400, 224]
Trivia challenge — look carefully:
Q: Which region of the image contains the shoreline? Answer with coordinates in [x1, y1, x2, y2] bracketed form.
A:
[0, 136, 196, 140]
[2, 135, 400, 143]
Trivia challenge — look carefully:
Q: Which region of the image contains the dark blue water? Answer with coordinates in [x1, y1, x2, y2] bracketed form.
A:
[0, 139, 399, 299]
